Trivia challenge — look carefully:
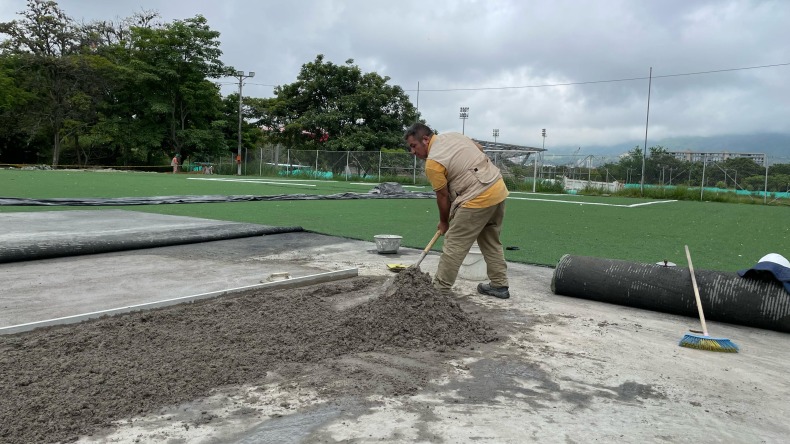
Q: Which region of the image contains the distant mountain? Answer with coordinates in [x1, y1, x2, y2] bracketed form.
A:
[552, 133, 790, 161]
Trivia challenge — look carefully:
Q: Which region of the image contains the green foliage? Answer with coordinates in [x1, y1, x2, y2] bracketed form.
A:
[122, 15, 227, 161]
[0, 2, 229, 167]
[255, 55, 420, 152]
[505, 178, 563, 193]
[606, 184, 787, 205]
[219, 93, 262, 159]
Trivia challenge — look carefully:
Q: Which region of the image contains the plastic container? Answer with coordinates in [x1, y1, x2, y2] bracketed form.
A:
[374, 235, 402, 254]
[458, 242, 487, 281]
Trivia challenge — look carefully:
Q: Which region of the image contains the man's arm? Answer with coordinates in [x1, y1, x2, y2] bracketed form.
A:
[435, 186, 451, 234]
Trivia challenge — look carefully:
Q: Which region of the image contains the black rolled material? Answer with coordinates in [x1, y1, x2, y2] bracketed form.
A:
[0, 224, 304, 264]
[0, 191, 435, 206]
[551, 254, 790, 333]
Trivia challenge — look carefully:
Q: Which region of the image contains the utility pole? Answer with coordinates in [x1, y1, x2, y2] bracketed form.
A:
[233, 70, 255, 176]
[640, 67, 653, 194]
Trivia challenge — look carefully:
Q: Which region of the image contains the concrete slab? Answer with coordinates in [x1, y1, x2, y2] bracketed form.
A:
[2, 210, 789, 443]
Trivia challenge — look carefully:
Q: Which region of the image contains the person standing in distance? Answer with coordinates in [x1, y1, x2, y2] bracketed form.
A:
[404, 122, 510, 299]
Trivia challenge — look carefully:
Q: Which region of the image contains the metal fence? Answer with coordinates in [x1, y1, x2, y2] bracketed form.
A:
[185, 146, 789, 201]
[212, 146, 549, 185]
[189, 146, 425, 183]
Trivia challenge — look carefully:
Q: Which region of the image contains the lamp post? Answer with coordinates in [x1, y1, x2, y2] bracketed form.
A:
[233, 70, 255, 176]
[535, 129, 546, 192]
[492, 128, 499, 147]
[541, 128, 546, 151]
[459, 107, 469, 134]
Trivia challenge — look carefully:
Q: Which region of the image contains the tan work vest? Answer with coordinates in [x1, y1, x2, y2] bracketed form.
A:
[428, 132, 503, 214]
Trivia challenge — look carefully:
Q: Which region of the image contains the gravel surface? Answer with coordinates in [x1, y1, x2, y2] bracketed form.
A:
[0, 267, 497, 444]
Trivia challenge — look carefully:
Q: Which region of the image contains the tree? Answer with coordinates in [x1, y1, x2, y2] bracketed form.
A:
[121, 15, 228, 163]
[0, 0, 83, 166]
[1, 3, 233, 167]
[0, 55, 34, 159]
[771, 164, 790, 175]
[647, 146, 683, 185]
[218, 93, 264, 162]
[256, 55, 420, 152]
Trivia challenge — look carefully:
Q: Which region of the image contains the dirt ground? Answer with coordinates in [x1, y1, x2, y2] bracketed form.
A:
[0, 268, 498, 444]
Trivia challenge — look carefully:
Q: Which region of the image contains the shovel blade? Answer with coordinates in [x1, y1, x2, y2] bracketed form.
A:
[387, 263, 407, 272]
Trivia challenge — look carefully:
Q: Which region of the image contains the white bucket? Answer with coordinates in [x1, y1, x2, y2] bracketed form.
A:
[458, 242, 487, 281]
[374, 235, 402, 254]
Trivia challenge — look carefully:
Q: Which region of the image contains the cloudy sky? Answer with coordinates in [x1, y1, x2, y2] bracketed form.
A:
[2, 0, 789, 151]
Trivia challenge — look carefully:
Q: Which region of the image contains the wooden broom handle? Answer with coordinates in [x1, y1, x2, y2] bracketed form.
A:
[685, 245, 709, 336]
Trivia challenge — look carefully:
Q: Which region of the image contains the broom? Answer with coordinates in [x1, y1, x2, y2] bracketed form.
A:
[679, 245, 739, 352]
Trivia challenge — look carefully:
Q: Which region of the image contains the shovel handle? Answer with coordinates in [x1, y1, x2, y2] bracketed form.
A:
[414, 230, 442, 268]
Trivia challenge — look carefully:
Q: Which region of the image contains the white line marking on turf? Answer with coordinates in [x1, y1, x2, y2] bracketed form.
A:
[188, 178, 315, 187]
[507, 196, 677, 208]
[509, 191, 569, 197]
[349, 182, 428, 189]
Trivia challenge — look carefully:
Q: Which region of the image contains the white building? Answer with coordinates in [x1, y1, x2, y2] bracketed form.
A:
[669, 150, 766, 166]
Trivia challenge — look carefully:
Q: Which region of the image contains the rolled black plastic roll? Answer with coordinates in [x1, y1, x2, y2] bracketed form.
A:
[551, 254, 790, 333]
[0, 224, 304, 264]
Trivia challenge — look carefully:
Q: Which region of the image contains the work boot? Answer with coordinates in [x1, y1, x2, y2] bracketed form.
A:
[433, 286, 455, 297]
[477, 283, 510, 299]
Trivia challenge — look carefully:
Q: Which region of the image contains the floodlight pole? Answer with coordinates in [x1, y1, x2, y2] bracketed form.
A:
[493, 128, 499, 147]
[535, 129, 546, 192]
[459, 107, 469, 134]
[234, 70, 255, 176]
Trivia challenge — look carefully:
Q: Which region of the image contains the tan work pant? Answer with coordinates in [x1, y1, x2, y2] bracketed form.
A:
[433, 201, 508, 290]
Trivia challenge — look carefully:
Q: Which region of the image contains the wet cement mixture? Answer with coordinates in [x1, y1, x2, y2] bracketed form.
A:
[0, 267, 498, 444]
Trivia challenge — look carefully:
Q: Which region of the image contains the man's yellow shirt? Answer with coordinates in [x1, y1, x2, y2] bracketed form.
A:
[425, 159, 508, 208]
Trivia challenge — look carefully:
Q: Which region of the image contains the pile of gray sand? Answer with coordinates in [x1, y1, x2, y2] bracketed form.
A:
[0, 267, 497, 444]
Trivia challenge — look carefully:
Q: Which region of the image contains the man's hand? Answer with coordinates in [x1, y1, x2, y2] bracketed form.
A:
[437, 221, 449, 234]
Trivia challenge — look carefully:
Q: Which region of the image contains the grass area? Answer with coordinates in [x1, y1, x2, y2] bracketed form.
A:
[1, 169, 787, 272]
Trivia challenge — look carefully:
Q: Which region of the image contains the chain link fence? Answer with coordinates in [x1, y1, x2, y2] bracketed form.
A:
[182, 146, 788, 202]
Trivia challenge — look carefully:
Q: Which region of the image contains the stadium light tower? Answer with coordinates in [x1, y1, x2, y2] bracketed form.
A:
[233, 70, 255, 176]
[492, 128, 499, 147]
[459, 107, 469, 134]
[541, 128, 546, 151]
[534, 129, 546, 192]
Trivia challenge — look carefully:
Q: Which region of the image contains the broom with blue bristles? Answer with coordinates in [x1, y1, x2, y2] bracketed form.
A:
[679, 245, 739, 353]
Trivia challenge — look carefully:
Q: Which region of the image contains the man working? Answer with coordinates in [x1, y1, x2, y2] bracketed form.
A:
[404, 122, 510, 299]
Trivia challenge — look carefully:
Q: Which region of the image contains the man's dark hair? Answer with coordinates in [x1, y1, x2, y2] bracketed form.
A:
[404, 122, 433, 140]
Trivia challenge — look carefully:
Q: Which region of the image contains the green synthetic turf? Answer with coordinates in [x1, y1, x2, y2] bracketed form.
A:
[1, 169, 787, 271]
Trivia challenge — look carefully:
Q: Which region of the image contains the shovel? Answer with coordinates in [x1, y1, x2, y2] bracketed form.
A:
[386, 230, 442, 272]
